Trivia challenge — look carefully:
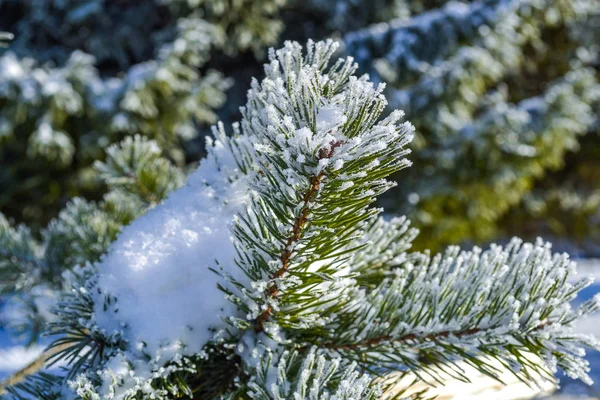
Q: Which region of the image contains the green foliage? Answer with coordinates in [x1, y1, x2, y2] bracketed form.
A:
[3, 0, 596, 252]
[0, 0, 287, 228]
[0, 215, 40, 295]
[1, 372, 61, 400]
[96, 135, 185, 209]
[162, 0, 285, 55]
[408, 69, 599, 250]
[0, 136, 183, 343]
[311, 238, 599, 383]
[345, 0, 600, 252]
[246, 349, 383, 400]
[8, 40, 594, 400]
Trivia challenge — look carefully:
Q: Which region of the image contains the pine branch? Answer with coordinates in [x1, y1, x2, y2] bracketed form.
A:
[0, 216, 43, 294]
[345, 0, 509, 84]
[245, 348, 383, 400]
[7, 39, 596, 399]
[224, 41, 413, 339]
[0, 342, 69, 395]
[349, 216, 420, 287]
[255, 142, 342, 332]
[321, 322, 551, 352]
[297, 239, 600, 385]
[94, 135, 185, 208]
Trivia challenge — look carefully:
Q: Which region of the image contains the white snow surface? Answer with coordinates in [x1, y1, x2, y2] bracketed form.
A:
[93, 136, 249, 360]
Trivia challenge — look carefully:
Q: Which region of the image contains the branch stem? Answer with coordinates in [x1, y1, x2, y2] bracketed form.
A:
[0, 342, 70, 394]
[320, 322, 551, 352]
[254, 139, 343, 332]
[255, 171, 325, 332]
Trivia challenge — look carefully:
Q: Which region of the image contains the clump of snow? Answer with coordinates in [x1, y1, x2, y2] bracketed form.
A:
[316, 104, 346, 132]
[92, 135, 250, 368]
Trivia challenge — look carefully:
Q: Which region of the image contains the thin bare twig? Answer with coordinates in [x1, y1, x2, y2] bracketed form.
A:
[0, 342, 70, 394]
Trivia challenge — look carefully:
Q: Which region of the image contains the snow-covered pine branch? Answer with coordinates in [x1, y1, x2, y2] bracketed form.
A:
[304, 238, 600, 385]
[3, 40, 598, 400]
[247, 349, 382, 400]
[225, 40, 414, 335]
[344, 0, 512, 86]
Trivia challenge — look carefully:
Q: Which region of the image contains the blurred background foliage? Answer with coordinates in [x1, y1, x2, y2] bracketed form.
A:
[0, 0, 283, 230]
[0, 0, 598, 249]
[344, 0, 600, 254]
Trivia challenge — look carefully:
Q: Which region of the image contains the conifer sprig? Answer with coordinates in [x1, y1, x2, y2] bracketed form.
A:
[302, 238, 599, 385]
[1, 40, 598, 400]
[222, 40, 414, 337]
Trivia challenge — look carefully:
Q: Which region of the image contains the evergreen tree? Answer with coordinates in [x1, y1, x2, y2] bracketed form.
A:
[3, 0, 597, 260]
[0, 0, 283, 229]
[1, 40, 597, 400]
[343, 0, 600, 253]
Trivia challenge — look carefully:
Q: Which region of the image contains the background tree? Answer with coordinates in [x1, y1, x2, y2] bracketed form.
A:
[0, 0, 283, 230]
[2, 0, 597, 252]
[342, 0, 600, 253]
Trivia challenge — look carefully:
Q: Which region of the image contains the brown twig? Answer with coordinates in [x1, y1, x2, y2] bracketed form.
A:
[0, 342, 70, 394]
[321, 321, 552, 352]
[255, 172, 325, 332]
[323, 327, 483, 351]
[255, 140, 343, 332]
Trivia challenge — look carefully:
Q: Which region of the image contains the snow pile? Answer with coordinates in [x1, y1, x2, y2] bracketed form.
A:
[92, 135, 250, 361]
